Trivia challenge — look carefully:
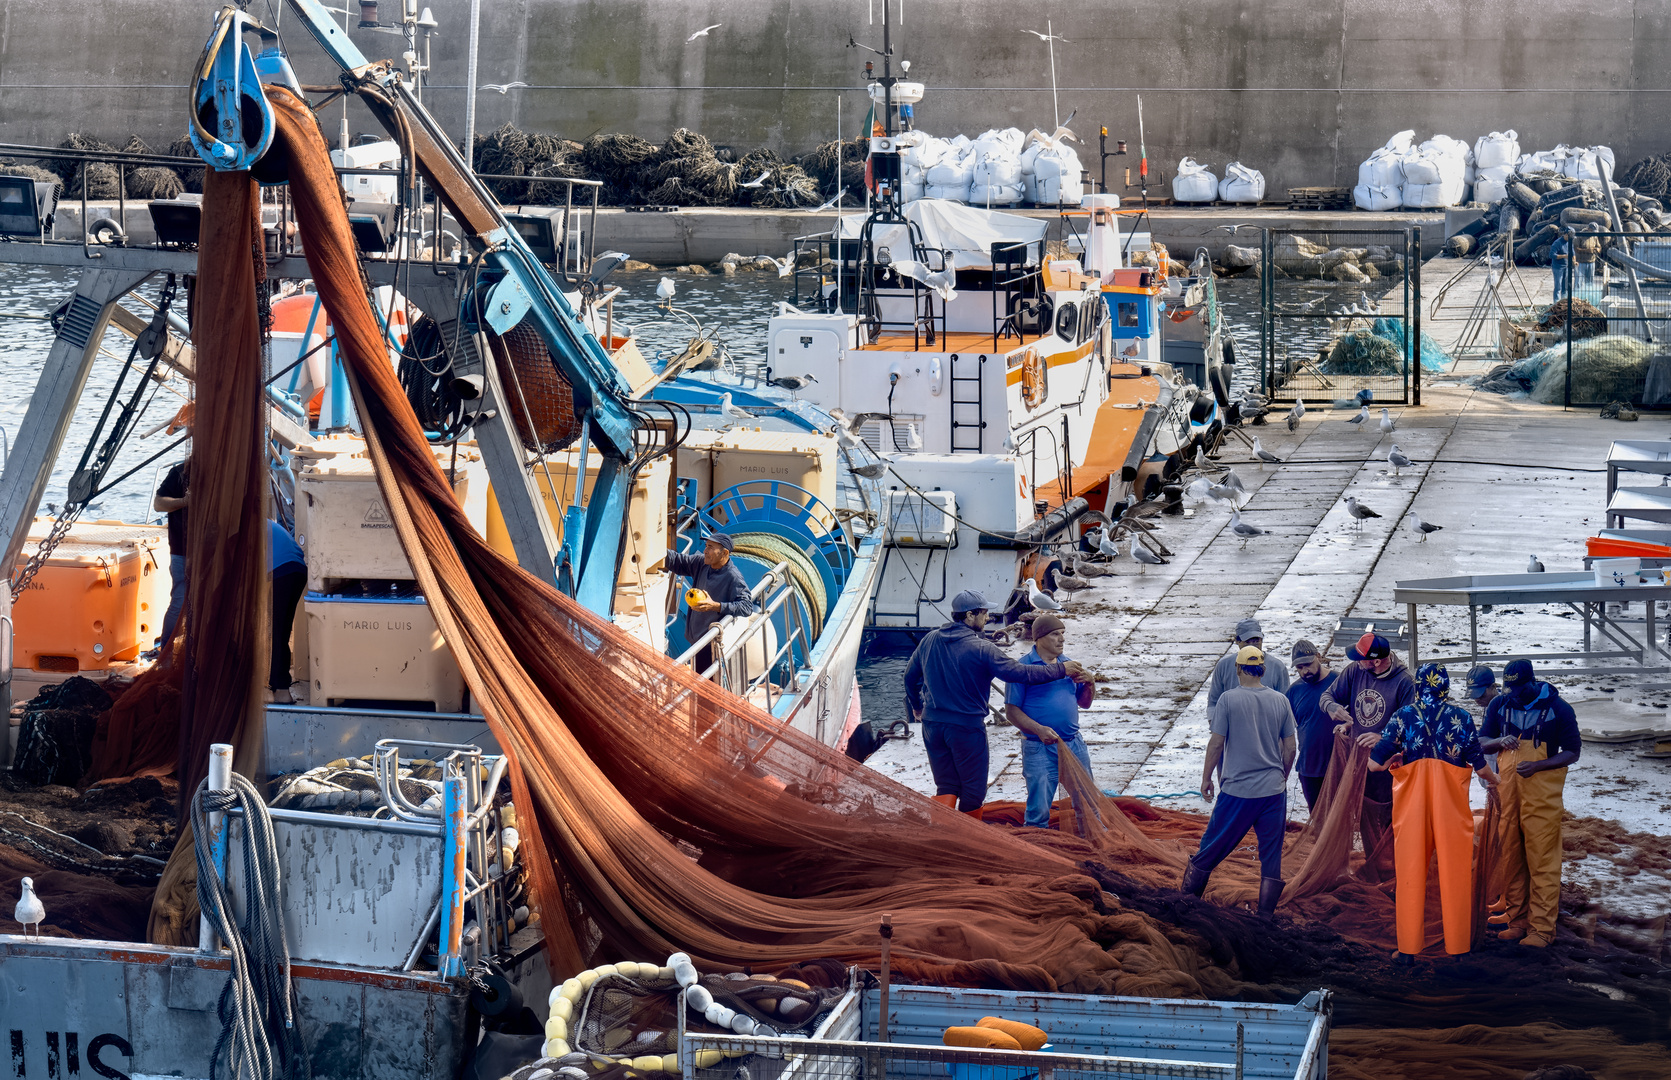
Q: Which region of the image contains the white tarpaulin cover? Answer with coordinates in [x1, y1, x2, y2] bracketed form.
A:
[837, 199, 1049, 269]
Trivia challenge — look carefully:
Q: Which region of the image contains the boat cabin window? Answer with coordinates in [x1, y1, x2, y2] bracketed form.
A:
[1055, 301, 1079, 341]
[1117, 301, 1141, 328]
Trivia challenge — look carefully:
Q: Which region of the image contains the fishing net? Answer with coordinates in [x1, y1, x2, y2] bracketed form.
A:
[83, 633, 186, 785]
[1326, 330, 1404, 375]
[57, 133, 121, 199]
[165, 134, 207, 194]
[1535, 298, 1607, 340]
[1530, 334, 1655, 405]
[1620, 151, 1671, 201]
[581, 133, 658, 181]
[0, 162, 64, 188]
[802, 138, 868, 201]
[1329, 1023, 1669, 1080]
[117, 136, 186, 200]
[749, 164, 820, 209]
[10, 677, 115, 787]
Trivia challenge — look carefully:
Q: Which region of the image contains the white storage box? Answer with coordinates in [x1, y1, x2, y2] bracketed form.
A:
[295, 454, 469, 590]
[1593, 557, 1643, 589]
[305, 590, 465, 711]
[887, 489, 957, 547]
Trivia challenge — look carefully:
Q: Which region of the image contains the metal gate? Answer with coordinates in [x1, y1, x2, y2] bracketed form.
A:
[1260, 227, 1421, 405]
[1551, 229, 1671, 408]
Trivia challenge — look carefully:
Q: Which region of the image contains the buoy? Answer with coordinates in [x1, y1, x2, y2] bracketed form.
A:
[685, 984, 714, 1012]
[543, 1039, 571, 1058]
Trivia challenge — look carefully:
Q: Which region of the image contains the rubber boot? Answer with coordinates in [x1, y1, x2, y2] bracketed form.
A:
[1180, 858, 1211, 898]
[1257, 877, 1285, 916]
[963, 805, 985, 822]
[932, 794, 959, 809]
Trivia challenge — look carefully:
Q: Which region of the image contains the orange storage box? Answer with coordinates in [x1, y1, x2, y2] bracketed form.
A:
[11, 520, 168, 673]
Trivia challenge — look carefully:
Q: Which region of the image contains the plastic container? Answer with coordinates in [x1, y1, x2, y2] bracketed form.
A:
[1593, 557, 1642, 589]
[305, 589, 464, 711]
[11, 520, 167, 672]
[483, 453, 670, 586]
[296, 453, 469, 590]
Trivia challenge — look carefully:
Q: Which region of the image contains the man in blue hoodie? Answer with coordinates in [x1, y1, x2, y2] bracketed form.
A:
[666, 533, 756, 674]
[1480, 658, 1581, 948]
[904, 591, 1090, 814]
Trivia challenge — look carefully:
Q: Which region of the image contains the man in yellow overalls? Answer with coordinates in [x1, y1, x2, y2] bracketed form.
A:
[1479, 659, 1582, 948]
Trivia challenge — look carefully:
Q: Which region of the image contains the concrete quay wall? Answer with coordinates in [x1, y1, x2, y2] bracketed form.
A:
[1, 0, 1669, 192]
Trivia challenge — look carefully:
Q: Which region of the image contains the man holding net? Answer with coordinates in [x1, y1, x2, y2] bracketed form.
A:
[1322, 632, 1415, 882]
[1003, 614, 1098, 831]
[1184, 645, 1297, 915]
[905, 591, 1091, 815]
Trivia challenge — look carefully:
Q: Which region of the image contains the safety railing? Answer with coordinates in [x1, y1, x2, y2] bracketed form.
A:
[674, 560, 810, 711]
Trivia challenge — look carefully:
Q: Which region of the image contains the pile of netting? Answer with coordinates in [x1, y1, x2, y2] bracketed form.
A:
[1619, 150, 1671, 201]
[472, 123, 853, 208]
[1524, 334, 1656, 405]
[18, 133, 197, 199]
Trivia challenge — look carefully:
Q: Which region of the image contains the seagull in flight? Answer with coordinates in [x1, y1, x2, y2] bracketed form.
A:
[739, 170, 772, 189]
[1025, 578, 1062, 611]
[889, 259, 958, 301]
[1387, 444, 1413, 476]
[686, 23, 722, 42]
[1406, 513, 1442, 542]
[1379, 408, 1396, 435]
[808, 191, 843, 213]
[479, 81, 529, 95]
[1344, 496, 1381, 530]
[1020, 27, 1072, 43]
[1346, 405, 1369, 430]
[1251, 436, 1281, 468]
[1229, 509, 1269, 549]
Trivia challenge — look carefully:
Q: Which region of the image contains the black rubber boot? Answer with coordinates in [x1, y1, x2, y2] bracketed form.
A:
[1180, 858, 1210, 898]
[1258, 877, 1285, 916]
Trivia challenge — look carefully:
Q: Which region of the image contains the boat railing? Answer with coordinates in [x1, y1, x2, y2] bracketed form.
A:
[990, 239, 1046, 352]
[674, 560, 810, 710]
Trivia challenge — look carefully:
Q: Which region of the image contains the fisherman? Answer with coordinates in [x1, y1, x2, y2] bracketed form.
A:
[1550, 233, 1571, 304]
[1321, 632, 1415, 882]
[1479, 659, 1582, 948]
[665, 533, 756, 675]
[268, 519, 307, 704]
[1004, 613, 1097, 831]
[1466, 664, 1499, 712]
[1206, 618, 1290, 723]
[1368, 663, 1500, 966]
[152, 402, 194, 649]
[1284, 639, 1340, 811]
[905, 591, 1091, 815]
[1183, 644, 1296, 915]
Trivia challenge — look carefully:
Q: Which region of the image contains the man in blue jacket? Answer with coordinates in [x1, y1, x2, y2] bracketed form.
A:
[904, 591, 1090, 814]
[1284, 639, 1339, 811]
[666, 533, 756, 674]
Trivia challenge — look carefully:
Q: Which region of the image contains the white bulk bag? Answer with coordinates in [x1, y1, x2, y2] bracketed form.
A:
[1400, 150, 1447, 187]
[1354, 183, 1401, 212]
[1569, 145, 1616, 183]
[1172, 157, 1218, 203]
[925, 182, 969, 203]
[1520, 144, 1570, 174]
[973, 156, 1024, 188]
[1401, 181, 1464, 209]
[1474, 130, 1520, 170]
[924, 154, 972, 187]
[1028, 140, 1084, 204]
[971, 182, 1024, 206]
[902, 180, 926, 204]
[1218, 162, 1265, 203]
[1358, 148, 1407, 190]
[1380, 129, 1417, 155]
[1474, 163, 1515, 205]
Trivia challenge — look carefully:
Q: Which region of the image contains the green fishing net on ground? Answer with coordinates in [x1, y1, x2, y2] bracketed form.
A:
[1530, 334, 1655, 404]
[1325, 330, 1403, 375]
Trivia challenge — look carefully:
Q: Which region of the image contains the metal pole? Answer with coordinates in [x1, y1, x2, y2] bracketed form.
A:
[197, 742, 234, 953]
[878, 913, 893, 1042]
[1411, 225, 1422, 407]
[462, 0, 482, 163]
[1407, 601, 1418, 672]
[1047, 19, 1059, 130]
[1565, 232, 1574, 409]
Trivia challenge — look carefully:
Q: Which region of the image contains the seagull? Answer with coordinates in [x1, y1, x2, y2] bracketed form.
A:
[479, 81, 529, 95]
[1131, 543, 1168, 573]
[1387, 444, 1413, 476]
[656, 276, 677, 304]
[14, 877, 43, 939]
[739, 170, 772, 189]
[1207, 481, 1244, 507]
[1251, 437, 1281, 468]
[1344, 496, 1381, 530]
[1096, 532, 1120, 560]
[1528, 555, 1545, 573]
[808, 192, 843, 213]
[1020, 27, 1072, 43]
[1024, 578, 1062, 612]
[1055, 571, 1091, 603]
[832, 424, 861, 451]
[1406, 513, 1443, 542]
[1286, 398, 1305, 432]
[1346, 405, 1369, 430]
[890, 259, 958, 301]
[905, 425, 923, 451]
[686, 23, 722, 42]
[769, 373, 817, 398]
[1184, 478, 1212, 505]
[1379, 408, 1396, 435]
[1193, 444, 1222, 474]
[760, 250, 797, 278]
[1221, 468, 1248, 493]
[719, 393, 755, 427]
[1229, 509, 1269, 549]
[850, 460, 889, 480]
[1072, 555, 1115, 579]
[1212, 223, 1256, 235]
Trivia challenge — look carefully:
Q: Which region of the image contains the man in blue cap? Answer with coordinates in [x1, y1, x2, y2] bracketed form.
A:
[1206, 618, 1290, 724]
[1465, 664, 1498, 712]
[666, 533, 755, 674]
[1480, 658, 1581, 948]
[905, 591, 1091, 814]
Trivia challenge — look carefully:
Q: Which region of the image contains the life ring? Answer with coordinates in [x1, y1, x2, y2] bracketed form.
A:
[1019, 346, 1047, 410]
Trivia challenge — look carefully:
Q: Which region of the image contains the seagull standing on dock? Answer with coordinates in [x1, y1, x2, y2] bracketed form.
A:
[1055, 571, 1091, 604]
[1286, 397, 1305, 432]
[1131, 543, 1168, 573]
[14, 877, 43, 939]
[1528, 555, 1546, 573]
[1346, 405, 1369, 430]
[769, 373, 817, 398]
[1379, 408, 1396, 435]
[686, 23, 722, 42]
[1251, 437, 1282, 468]
[1025, 578, 1062, 611]
[1387, 444, 1413, 476]
[1344, 496, 1381, 531]
[1229, 510, 1269, 549]
[1406, 513, 1443, 542]
[1097, 532, 1121, 560]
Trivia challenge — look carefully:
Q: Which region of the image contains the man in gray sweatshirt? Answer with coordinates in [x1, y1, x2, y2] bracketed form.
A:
[904, 591, 1091, 814]
[1206, 618, 1291, 723]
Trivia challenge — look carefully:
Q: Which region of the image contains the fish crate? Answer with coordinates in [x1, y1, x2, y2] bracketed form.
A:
[296, 452, 470, 591]
[1331, 615, 1409, 655]
[681, 982, 1329, 1080]
[1286, 188, 1353, 211]
[305, 587, 465, 711]
[11, 520, 168, 672]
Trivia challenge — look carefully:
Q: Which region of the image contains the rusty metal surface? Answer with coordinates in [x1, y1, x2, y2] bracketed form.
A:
[0, 937, 471, 1079]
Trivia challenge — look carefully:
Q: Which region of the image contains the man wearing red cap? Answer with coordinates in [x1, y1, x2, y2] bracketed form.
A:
[1321, 632, 1415, 882]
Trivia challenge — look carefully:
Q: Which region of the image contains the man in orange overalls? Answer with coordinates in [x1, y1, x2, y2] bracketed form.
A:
[1479, 658, 1582, 949]
[1369, 663, 1500, 966]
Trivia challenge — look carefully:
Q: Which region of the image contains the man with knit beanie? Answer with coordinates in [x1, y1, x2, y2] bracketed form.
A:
[1004, 614, 1097, 830]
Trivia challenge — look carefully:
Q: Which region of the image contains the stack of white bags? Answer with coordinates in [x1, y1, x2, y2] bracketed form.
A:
[1471, 130, 1520, 204]
[898, 127, 1084, 207]
[1354, 130, 1473, 211]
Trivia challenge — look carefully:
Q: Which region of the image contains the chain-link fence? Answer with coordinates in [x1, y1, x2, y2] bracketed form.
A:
[1260, 228, 1420, 405]
[1533, 230, 1671, 408]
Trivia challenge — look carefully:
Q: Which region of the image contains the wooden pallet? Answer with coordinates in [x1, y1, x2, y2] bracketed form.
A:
[1287, 187, 1354, 211]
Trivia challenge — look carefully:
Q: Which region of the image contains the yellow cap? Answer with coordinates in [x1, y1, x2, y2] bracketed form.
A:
[1236, 645, 1265, 666]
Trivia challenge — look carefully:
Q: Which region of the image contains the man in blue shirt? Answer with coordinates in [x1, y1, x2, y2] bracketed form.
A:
[268, 519, 307, 704]
[1004, 614, 1097, 830]
[1284, 639, 1339, 811]
[665, 533, 756, 675]
[905, 591, 1090, 814]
